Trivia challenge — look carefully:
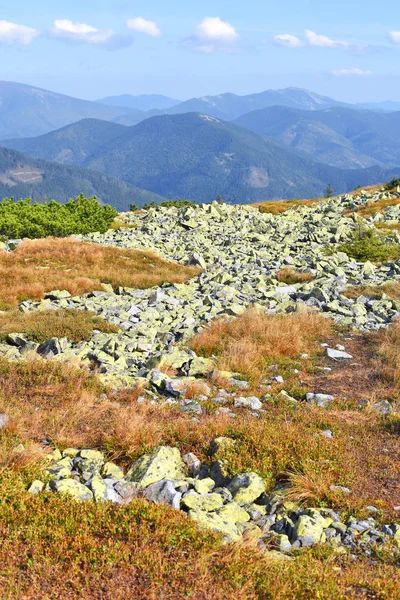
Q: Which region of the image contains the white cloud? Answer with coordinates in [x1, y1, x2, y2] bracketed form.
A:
[389, 31, 400, 44]
[274, 34, 304, 48]
[332, 68, 372, 76]
[187, 16, 239, 53]
[305, 29, 349, 48]
[126, 17, 161, 37]
[52, 19, 115, 45]
[195, 17, 239, 43]
[0, 20, 39, 45]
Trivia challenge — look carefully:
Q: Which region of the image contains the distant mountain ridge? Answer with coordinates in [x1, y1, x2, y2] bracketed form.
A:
[0, 81, 142, 140]
[5, 113, 399, 205]
[97, 94, 181, 111]
[0, 146, 164, 210]
[233, 105, 400, 169]
[161, 88, 351, 121]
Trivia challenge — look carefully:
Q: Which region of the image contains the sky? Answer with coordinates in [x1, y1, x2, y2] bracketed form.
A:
[1, 0, 400, 103]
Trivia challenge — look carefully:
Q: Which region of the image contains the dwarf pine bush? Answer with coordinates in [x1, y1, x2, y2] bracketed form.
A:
[0, 194, 118, 239]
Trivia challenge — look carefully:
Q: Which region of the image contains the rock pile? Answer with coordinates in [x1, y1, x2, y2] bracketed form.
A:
[30, 444, 400, 555]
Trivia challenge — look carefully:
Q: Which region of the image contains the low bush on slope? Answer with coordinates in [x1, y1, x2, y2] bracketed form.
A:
[338, 228, 400, 263]
[0, 238, 200, 310]
[0, 194, 117, 239]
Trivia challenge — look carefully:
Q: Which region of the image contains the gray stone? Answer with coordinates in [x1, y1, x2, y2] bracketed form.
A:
[0, 413, 9, 430]
[326, 348, 353, 360]
[306, 393, 334, 408]
[144, 479, 182, 509]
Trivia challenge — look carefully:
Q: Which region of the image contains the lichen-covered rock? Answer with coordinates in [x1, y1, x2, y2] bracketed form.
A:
[77, 449, 104, 474]
[227, 472, 266, 505]
[210, 437, 236, 455]
[181, 492, 224, 512]
[28, 480, 44, 494]
[194, 478, 215, 494]
[102, 461, 124, 480]
[53, 479, 94, 501]
[90, 475, 108, 502]
[215, 502, 250, 524]
[371, 400, 393, 416]
[293, 509, 333, 545]
[188, 510, 242, 542]
[46, 457, 73, 480]
[126, 446, 186, 487]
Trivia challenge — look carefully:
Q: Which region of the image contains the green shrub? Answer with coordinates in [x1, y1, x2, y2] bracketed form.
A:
[384, 178, 400, 190]
[0, 194, 117, 239]
[338, 226, 400, 263]
[142, 199, 197, 210]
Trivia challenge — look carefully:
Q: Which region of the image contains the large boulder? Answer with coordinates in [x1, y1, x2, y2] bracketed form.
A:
[126, 446, 186, 487]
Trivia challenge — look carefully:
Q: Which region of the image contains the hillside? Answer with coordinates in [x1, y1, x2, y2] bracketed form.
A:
[0, 147, 164, 210]
[234, 106, 400, 169]
[4, 113, 400, 204]
[0, 81, 142, 140]
[97, 94, 180, 111]
[164, 87, 351, 120]
[4, 119, 129, 166]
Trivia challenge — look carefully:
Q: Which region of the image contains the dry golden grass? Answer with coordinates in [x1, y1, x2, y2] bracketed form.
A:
[191, 308, 332, 383]
[378, 319, 400, 386]
[374, 221, 400, 233]
[110, 220, 138, 230]
[345, 196, 400, 218]
[0, 308, 119, 344]
[0, 238, 200, 310]
[276, 267, 313, 285]
[343, 281, 400, 301]
[252, 197, 323, 215]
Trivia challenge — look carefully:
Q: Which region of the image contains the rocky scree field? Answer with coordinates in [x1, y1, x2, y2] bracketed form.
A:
[1, 189, 400, 598]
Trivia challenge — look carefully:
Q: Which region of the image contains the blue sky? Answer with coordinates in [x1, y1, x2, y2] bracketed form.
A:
[1, 0, 400, 102]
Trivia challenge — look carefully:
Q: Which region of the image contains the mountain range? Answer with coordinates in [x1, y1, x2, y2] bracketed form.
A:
[0, 81, 145, 140]
[4, 113, 400, 205]
[233, 106, 400, 169]
[1, 80, 400, 208]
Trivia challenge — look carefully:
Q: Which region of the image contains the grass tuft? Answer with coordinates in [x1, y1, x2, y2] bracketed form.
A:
[276, 267, 313, 285]
[191, 308, 332, 383]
